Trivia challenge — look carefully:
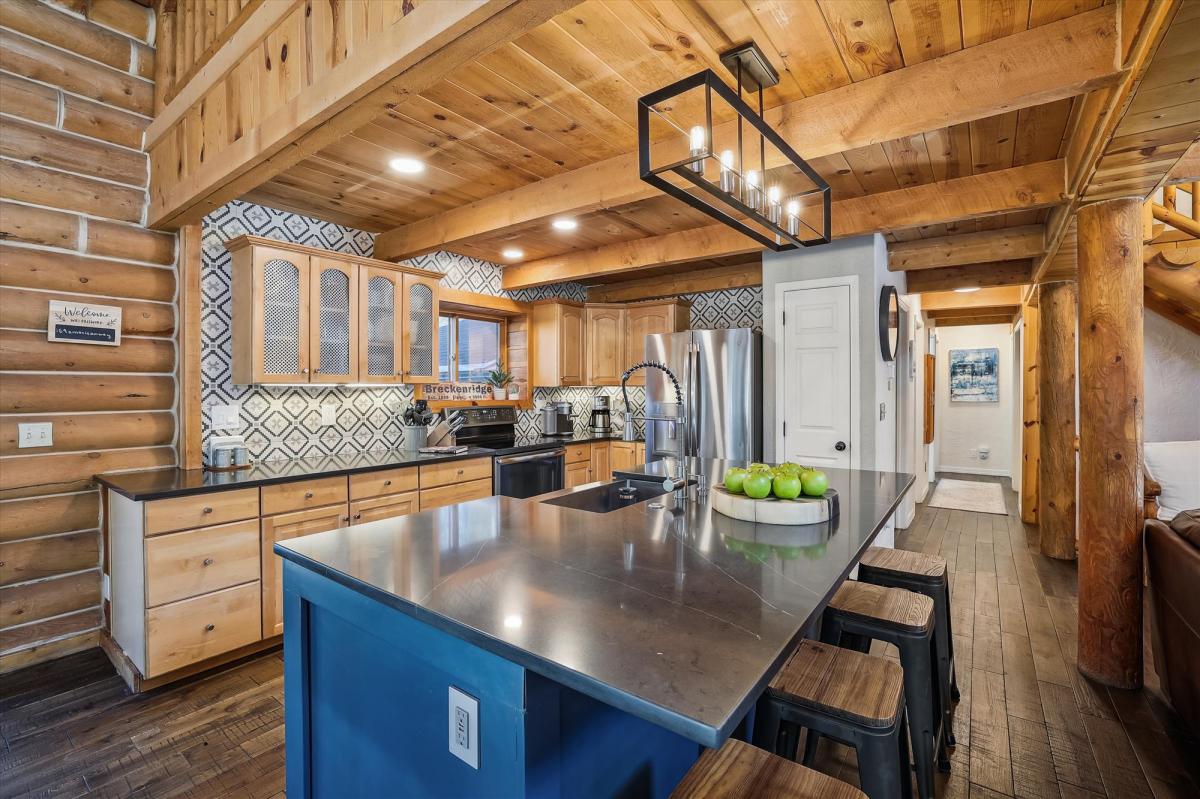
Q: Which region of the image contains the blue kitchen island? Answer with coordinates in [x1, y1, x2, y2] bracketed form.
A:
[276, 462, 912, 798]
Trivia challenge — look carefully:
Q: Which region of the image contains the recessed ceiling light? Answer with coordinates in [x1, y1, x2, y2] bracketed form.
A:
[954, 287, 981, 293]
[551, 218, 578, 231]
[389, 157, 424, 174]
[501, 248, 524, 260]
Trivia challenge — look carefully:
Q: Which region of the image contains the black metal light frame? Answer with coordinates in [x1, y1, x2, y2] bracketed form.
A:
[636, 69, 832, 251]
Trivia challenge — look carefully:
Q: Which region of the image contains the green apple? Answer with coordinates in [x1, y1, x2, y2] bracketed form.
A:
[723, 467, 749, 493]
[744, 472, 773, 499]
[772, 474, 802, 500]
[801, 469, 829, 497]
[779, 462, 804, 476]
[748, 462, 772, 473]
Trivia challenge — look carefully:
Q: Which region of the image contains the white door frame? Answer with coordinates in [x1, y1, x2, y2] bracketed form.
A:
[773, 275, 861, 471]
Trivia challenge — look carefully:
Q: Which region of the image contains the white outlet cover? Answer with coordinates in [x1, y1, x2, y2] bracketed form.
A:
[320, 405, 338, 426]
[448, 686, 479, 769]
[211, 404, 241, 430]
[17, 422, 53, 448]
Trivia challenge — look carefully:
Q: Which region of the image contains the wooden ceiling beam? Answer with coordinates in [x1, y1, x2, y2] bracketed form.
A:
[502, 160, 1067, 289]
[919, 286, 1025, 310]
[1166, 141, 1200, 184]
[375, 8, 1120, 261]
[903, 261, 1034, 293]
[930, 314, 1018, 327]
[927, 306, 1021, 320]
[586, 261, 762, 303]
[888, 226, 1045, 271]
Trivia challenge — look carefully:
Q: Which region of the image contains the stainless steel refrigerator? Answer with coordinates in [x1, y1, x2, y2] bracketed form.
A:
[643, 328, 762, 464]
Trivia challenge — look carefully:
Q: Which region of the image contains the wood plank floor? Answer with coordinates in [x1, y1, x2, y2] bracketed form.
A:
[1, 474, 1197, 798]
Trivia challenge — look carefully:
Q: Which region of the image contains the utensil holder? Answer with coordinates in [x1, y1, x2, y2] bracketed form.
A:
[402, 425, 428, 452]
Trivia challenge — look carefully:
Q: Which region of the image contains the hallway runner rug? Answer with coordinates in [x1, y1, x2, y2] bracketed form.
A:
[926, 478, 1008, 515]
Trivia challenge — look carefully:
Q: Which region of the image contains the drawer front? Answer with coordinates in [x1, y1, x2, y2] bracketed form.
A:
[351, 492, 419, 525]
[261, 476, 348, 515]
[418, 478, 491, 511]
[144, 488, 259, 535]
[565, 443, 592, 464]
[145, 520, 260, 607]
[419, 457, 492, 489]
[349, 467, 419, 500]
[145, 582, 261, 677]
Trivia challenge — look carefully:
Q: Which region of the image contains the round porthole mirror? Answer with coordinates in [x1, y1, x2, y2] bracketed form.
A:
[879, 285, 899, 362]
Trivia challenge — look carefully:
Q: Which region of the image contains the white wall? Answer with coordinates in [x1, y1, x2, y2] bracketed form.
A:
[1145, 309, 1200, 442]
[935, 324, 1016, 476]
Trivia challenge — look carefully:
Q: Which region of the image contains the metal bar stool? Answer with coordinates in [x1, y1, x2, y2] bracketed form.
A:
[753, 640, 912, 799]
[808, 581, 949, 799]
[671, 738, 866, 799]
[857, 547, 959, 743]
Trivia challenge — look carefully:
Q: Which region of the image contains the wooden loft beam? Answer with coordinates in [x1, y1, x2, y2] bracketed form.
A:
[888, 227, 1044, 271]
[904, 261, 1034, 293]
[502, 160, 1067, 289]
[1166, 141, 1200, 184]
[586, 261, 762, 303]
[926, 306, 1021, 320]
[147, 0, 578, 229]
[374, 8, 1120, 261]
[918, 286, 1024, 309]
[929, 314, 1017, 327]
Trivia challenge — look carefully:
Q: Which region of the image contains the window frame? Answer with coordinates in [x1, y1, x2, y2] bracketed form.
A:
[438, 311, 506, 383]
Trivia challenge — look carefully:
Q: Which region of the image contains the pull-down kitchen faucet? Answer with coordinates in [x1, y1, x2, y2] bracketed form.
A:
[620, 361, 704, 495]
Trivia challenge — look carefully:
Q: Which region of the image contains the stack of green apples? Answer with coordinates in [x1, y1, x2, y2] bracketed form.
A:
[723, 462, 829, 500]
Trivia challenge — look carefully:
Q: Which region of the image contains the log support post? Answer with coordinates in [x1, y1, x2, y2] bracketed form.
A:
[1077, 198, 1144, 689]
[1037, 281, 1077, 560]
[1020, 302, 1040, 525]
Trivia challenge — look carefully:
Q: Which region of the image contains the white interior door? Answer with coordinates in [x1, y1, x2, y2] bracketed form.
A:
[780, 284, 853, 468]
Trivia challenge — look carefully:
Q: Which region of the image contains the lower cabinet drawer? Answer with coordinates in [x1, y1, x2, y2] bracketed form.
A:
[350, 492, 419, 524]
[565, 443, 592, 463]
[144, 488, 259, 535]
[261, 476, 348, 515]
[419, 457, 492, 489]
[418, 478, 492, 511]
[144, 520, 260, 607]
[145, 582, 261, 677]
[350, 467, 419, 500]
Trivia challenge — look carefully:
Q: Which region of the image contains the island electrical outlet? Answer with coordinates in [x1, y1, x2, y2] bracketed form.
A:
[448, 686, 478, 769]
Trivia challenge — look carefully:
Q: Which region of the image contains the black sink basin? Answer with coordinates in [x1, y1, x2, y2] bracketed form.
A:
[541, 479, 672, 514]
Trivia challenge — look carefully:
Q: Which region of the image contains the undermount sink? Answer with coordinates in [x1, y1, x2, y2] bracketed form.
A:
[541, 479, 672, 514]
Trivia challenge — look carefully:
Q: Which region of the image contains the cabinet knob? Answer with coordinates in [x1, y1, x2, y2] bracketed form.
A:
[202, 558, 214, 567]
[204, 623, 215, 632]
[384, 480, 392, 486]
[313, 368, 320, 374]
[456, 469, 464, 476]
[342, 516, 350, 522]
[304, 491, 314, 499]
[202, 507, 213, 514]
[302, 367, 310, 374]
[354, 513, 362, 520]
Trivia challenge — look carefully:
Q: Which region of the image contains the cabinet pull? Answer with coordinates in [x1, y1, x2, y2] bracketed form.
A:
[202, 558, 214, 567]
[456, 469, 464, 476]
[304, 491, 314, 499]
[354, 513, 362, 520]
[383, 480, 392, 486]
[204, 623, 215, 632]
[302, 367, 310, 374]
[202, 506, 213, 514]
[342, 516, 350, 522]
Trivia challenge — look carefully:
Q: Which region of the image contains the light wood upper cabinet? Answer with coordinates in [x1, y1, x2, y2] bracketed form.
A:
[402, 273, 440, 384]
[531, 301, 586, 387]
[232, 244, 311, 384]
[359, 267, 403, 384]
[586, 305, 626, 386]
[310, 258, 358, 383]
[623, 302, 689, 386]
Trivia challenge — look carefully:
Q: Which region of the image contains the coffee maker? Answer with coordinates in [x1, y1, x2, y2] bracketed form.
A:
[589, 395, 612, 436]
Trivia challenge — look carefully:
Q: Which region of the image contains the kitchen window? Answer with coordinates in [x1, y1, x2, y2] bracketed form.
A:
[438, 314, 502, 382]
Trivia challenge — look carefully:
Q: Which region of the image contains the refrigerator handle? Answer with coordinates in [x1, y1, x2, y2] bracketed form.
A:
[689, 343, 700, 457]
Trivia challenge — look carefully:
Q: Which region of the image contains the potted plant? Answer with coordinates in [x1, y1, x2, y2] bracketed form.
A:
[487, 364, 513, 400]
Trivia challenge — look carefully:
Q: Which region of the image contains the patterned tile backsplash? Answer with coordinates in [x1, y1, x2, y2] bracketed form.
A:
[201, 200, 762, 461]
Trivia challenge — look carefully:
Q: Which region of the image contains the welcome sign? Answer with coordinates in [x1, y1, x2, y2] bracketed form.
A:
[47, 300, 122, 346]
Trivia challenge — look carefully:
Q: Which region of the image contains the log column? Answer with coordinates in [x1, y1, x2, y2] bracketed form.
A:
[1077, 198, 1144, 689]
[1020, 302, 1039, 525]
[1037, 281, 1077, 560]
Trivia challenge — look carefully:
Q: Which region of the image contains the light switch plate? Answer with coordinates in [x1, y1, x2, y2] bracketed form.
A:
[211, 404, 240, 430]
[320, 404, 337, 426]
[448, 686, 479, 769]
[17, 422, 52, 448]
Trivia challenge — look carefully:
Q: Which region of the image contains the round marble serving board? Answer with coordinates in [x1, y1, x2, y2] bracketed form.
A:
[710, 485, 838, 525]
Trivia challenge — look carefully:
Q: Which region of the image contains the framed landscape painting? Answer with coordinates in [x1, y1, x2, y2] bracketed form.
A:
[949, 347, 999, 402]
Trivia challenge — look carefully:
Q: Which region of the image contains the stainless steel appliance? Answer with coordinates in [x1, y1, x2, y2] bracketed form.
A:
[589, 395, 611, 436]
[539, 401, 575, 436]
[454, 406, 566, 498]
[643, 328, 762, 463]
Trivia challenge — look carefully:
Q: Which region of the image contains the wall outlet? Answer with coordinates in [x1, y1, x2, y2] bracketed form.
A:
[448, 686, 479, 769]
[320, 404, 337, 426]
[17, 422, 53, 448]
[211, 404, 240, 430]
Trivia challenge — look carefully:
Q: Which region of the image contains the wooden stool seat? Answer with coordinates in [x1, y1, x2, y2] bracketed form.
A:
[860, 546, 946, 581]
[671, 738, 866, 799]
[829, 581, 934, 632]
[769, 640, 904, 729]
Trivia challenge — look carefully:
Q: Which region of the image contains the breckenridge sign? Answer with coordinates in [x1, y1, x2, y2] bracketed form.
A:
[47, 300, 122, 346]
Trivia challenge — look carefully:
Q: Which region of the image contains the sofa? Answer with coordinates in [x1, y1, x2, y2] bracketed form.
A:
[1145, 507, 1200, 735]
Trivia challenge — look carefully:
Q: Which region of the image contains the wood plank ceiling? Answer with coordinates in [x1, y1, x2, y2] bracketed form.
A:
[242, 0, 1099, 277]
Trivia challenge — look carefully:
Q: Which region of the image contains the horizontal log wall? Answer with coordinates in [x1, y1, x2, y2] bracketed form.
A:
[0, 0, 176, 672]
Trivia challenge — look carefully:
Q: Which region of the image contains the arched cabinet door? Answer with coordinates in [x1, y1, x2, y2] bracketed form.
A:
[309, 258, 358, 383]
[237, 246, 310, 384]
[358, 267, 403, 384]
[401, 273, 439, 384]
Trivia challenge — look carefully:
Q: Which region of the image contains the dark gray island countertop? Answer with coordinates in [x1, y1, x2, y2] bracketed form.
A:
[276, 463, 913, 746]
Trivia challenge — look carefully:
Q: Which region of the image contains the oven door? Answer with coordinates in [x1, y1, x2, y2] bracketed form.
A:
[494, 449, 565, 498]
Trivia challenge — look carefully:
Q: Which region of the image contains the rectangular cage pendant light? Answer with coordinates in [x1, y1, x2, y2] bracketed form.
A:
[636, 44, 831, 251]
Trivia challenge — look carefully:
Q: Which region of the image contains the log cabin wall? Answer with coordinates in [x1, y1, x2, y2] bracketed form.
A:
[0, 0, 176, 672]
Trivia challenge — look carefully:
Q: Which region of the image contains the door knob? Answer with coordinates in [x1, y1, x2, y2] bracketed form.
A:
[835, 441, 847, 452]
